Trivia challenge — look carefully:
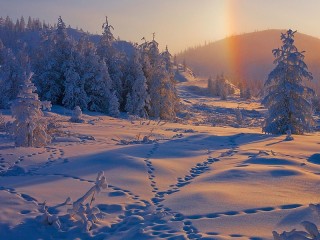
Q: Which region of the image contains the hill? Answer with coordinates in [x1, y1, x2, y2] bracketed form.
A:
[177, 30, 320, 89]
[1, 75, 320, 239]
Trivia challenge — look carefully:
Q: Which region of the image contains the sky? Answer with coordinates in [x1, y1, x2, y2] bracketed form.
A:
[1, 0, 320, 53]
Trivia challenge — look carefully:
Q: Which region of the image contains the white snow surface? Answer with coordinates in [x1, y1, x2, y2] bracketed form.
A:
[0, 75, 320, 240]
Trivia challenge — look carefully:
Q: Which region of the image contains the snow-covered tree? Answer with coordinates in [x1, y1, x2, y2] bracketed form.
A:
[62, 57, 88, 110]
[240, 83, 252, 100]
[19, 16, 26, 32]
[0, 43, 30, 108]
[109, 91, 120, 117]
[34, 16, 75, 105]
[140, 37, 179, 120]
[235, 106, 243, 125]
[70, 106, 84, 123]
[159, 46, 179, 120]
[97, 17, 122, 108]
[208, 74, 231, 99]
[140, 37, 161, 118]
[124, 48, 149, 118]
[11, 73, 51, 147]
[262, 29, 315, 134]
[76, 35, 112, 113]
[208, 76, 214, 93]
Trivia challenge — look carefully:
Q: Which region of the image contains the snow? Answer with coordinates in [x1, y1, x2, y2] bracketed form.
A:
[0, 71, 320, 240]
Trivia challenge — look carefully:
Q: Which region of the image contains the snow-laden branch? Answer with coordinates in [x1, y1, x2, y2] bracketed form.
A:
[67, 171, 108, 231]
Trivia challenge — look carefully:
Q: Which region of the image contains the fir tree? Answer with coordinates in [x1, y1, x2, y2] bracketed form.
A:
[109, 91, 120, 117]
[11, 73, 51, 147]
[97, 17, 122, 108]
[0, 44, 29, 108]
[19, 16, 26, 32]
[124, 48, 149, 118]
[77, 35, 112, 113]
[208, 76, 214, 94]
[62, 59, 88, 110]
[160, 46, 179, 120]
[140, 37, 179, 120]
[262, 29, 315, 134]
[34, 16, 75, 105]
[139, 36, 161, 118]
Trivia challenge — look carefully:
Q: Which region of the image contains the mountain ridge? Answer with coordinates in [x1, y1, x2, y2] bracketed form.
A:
[177, 29, 320, 90]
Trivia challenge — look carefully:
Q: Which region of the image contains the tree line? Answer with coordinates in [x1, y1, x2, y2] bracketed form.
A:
[0, 16, 179, 120]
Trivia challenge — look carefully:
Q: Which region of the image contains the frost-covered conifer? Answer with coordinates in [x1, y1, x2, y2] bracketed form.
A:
[140, 37, 179, 120]
[244, 87, 251, 99]
[70, 106, 84, 123]
[11, 73, 51, 147]
[208, 76, 214, 94]
[34, 16, 75, 105]
[235, 106, 243, 125]
[124, 48, 149, 118]
[77, 35, 112, 113]
[109, 91, 120, 117]
[140, 37, 161, 118]
[0, 43, 30, 108]
[97, 17, 122, 108]
[62, 59, 88, 110]
[160, 46, 179, 120]
[262, 30, 314, 134]
[240, 83, 252, 100]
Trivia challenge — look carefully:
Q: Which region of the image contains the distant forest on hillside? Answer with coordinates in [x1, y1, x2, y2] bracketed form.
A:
[0, 16, 179, 120]
[177, 30, 320, 96]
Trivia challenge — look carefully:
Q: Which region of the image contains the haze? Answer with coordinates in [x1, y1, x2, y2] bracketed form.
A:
[1, 0, 320, 53]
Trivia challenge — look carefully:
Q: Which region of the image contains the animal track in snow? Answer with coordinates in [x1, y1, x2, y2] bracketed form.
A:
[185, 203, 305, 220]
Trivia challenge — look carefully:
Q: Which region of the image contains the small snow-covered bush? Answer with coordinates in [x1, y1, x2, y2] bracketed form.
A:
[70, 106, 84, 123]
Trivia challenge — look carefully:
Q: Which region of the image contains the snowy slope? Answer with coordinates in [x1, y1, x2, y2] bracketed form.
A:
[0, 74, 320, 240]
[177, 29, 320, 90]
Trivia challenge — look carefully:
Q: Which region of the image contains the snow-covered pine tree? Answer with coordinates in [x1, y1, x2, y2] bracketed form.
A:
[220, 83, 228, 100]
[62, 57, 88, 110]
[0, 42, 29, 108]
[235, 106, 243, 126]
[70, 106, 84, 123]
[159, 46, 179, 120]
[240, 82, 252, 100]
[244, 87, 251, 99]
[109, 91, 120, 117]
[262, 29, 315, 134]
[97, 17, 122, 109]
[139, 36, 161, 118]
[140, 36, 179, 120]
[34, 16, 75, 105]
[239, 83, 245, 98]
[215, 74, 226, 98]
[77, 35, 113, 113]
[208, 76, 214, 94]
[124, 47, 149, 118]
[11, 73, 51, 147]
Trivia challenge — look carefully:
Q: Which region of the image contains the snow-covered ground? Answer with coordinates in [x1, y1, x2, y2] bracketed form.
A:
[1, 74, 320, 240]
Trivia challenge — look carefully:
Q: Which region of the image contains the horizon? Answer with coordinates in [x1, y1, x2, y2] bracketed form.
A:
[2, 0, 320, 54]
